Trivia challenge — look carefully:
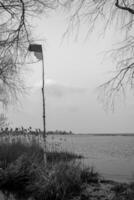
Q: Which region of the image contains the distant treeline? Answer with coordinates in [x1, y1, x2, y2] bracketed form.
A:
[47, 130, 73, 135]
[1, 127, 133, 136]
[0, 127, 74, 136]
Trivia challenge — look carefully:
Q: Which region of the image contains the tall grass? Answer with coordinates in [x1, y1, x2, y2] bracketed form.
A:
[0, 139, 83, 169]
[46, 151, 83, 163]
[0, 135, 99, 200]
[0, 155, 99, 200]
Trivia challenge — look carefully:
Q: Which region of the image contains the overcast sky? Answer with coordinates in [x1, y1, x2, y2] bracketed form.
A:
[5, 12, 134, 133]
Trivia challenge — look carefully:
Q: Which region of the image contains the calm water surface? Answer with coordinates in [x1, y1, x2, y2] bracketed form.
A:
[47, 134, 134, 182]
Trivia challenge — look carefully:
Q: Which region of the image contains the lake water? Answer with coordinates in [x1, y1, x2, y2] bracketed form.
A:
[47, 134, 134, 183]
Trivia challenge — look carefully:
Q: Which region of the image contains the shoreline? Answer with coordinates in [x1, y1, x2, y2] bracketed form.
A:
[0, 178, 133, 200]
[77, 178, 134, 200]
[0, 135, 133, 200]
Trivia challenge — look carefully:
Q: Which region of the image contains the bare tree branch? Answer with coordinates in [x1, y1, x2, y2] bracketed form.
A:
[0, 0, 57, 105]
[59, 0, 134, 108]
[115, 0, 134, 14]
[0, 113, 8, 128]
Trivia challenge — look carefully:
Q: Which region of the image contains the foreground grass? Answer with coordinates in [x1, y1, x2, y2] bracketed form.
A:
[0, 138, 134, 200]
[110, 182, 134, 200]
[47, 151, 83, 163]
[0, 139, 83, 169]
[0, 154, 100, 200]
[0, 139, 99, 200]
[0, 142, 98, 200]
[0, 140, 44, 169]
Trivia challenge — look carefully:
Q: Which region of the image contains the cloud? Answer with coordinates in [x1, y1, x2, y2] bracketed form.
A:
[44, 79, 87, 98]
[33, 78, 87, 98]
[67, 105, 79, 113]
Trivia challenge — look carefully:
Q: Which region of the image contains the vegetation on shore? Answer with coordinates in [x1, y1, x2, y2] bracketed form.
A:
[0, 154, 99, 200]
[110, 182, 134, 200]
[0, 138, 83, 167]
[0, 127, 73, 136]
[0, 132, 134, 200]
[0, 138, 98, 200]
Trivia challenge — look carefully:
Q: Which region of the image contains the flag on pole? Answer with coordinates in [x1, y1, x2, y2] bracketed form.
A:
[28, 44, 43, 60]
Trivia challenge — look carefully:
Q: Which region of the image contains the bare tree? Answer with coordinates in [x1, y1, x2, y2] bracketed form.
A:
[58, 0, 134, 108]
[1, 0, 134, 108]
[0, 0, 57, 105]
[0, 113, 8, 128]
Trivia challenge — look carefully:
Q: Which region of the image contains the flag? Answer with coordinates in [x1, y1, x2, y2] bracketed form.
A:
[28, 44, 43, 60]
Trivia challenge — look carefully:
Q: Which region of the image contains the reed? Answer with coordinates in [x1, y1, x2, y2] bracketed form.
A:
[0, 155, 99, 200]
[0, 134, 99, 200]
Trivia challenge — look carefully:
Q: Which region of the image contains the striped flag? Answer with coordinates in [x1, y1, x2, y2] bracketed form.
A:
[28, 44, 43, 60]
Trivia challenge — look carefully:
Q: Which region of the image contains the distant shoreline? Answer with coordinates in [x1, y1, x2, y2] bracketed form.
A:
[73, 133, 134, 136]
[49, 133, 134, 136]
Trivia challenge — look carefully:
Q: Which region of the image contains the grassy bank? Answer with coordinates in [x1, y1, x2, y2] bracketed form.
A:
[0, 139, 99, 200]
[0, 155, 100, 200]
[0, 137, 134, 200]
[0, 139, 83, 168]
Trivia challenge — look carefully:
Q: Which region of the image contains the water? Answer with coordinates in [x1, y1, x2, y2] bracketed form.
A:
[47, 134, 134, 182]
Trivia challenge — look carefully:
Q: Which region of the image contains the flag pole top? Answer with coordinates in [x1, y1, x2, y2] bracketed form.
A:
[28, 44, 42, 53]
[28, 44, 43, 60]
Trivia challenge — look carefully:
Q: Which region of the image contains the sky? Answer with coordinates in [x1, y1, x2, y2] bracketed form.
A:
[5, 11, 134, 133]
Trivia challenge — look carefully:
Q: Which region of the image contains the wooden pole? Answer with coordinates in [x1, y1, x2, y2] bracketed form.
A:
[28, 44, 46, 164]
[41, 52, 47, 165]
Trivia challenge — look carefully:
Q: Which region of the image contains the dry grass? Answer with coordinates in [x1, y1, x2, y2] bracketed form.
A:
[0, 138, 99, 200]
